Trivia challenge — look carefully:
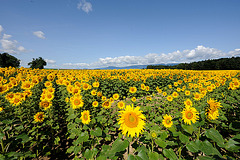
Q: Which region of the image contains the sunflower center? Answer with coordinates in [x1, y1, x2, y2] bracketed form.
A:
[83, 114, 88, 120]
[74, 99, 80, 105]
[186, 111, 193, 119]
[38, 115, 43, 119]
[125, 112, 138, 128]
[166, 119, 171, 124]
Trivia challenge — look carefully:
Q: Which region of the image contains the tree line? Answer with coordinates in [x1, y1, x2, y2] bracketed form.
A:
[147, 57, 240, 70]
[0, 53, 46, 69]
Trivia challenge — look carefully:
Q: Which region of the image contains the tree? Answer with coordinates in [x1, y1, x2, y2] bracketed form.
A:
[28, 57, 47, 69]
[0, 53, 20, 68]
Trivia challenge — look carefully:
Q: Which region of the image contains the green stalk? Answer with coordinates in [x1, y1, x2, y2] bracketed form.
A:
[1, 138, 4, 154]
[151, 139, 154, 152]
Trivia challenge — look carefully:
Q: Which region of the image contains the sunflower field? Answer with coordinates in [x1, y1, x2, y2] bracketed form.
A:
[0, 67, 240, 160]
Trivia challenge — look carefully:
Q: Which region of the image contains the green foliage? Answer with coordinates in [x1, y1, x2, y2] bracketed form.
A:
[0, 52, 20, 68]
[147, 56, 240, 70]
[28, 57, 47, 69]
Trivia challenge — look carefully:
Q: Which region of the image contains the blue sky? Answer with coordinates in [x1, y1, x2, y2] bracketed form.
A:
[0, 0, 240, 69]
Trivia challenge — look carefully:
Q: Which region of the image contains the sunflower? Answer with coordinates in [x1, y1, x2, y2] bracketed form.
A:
[117, 101, 125, 109]
[181, 106, 199, 125]
[0, 107, 4, 112]
[118, 104, 146, 138]
[129, 87, 137, 94]
[113, 93, 119, 100]
[145, 86, 150, 91]
[172, 92, 178, 98]
[141, 83, 146, 90]
[131, 97, 136, 102]
[39, 100, 52, 110]
[92, 81, 100, 88]
[45, 92, 54, 101]
[150, 130, 158, 139]
[162, 114, 173, 128]
[206, 98, 222, 120]
[193, 92, 201, 101]
[71, 96, 84, 109]
[44, 81, 52, 88]
[91, 89, 97, 96]
[92, 101, 98, 107]
[146, 96, 152, 101]
[167, 95, 173, 102]
[102, 100, 111, 109]
[162, 92, 167, 96]
[80, 110, 91, 124]
[12, 97, 21, 106]
[34, 112, 45, 123]
[185, 90, 191, 96]
[184, 99, 192, 107]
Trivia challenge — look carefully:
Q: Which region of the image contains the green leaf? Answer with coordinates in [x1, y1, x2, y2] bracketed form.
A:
[96, 155, 107, 160]
[181, 124, 195, 135]
[84, 149, 92, 159]
[128, 154, 135, 160]
[199, 140, 222, 158]
[159, 131, 168, 140]
[111, 138, 129, 153]
[163, 148, 178, 160]
[74, 146, 82, 155]
[0, 133, 5, 140]
[16, 133, 30, 143]
[179, 133, 189, 144]
[79, 132, 89, 143]
[198, 156, 214, 160]
[225, 138, 240, 152]
[205, 128, 225, 148]
[186, 141, 199, 153]
[148, 152, 159, 160]
[155, 138, 167, 148]
[136, 150, 148, 160]
[91, 127, 102, 137]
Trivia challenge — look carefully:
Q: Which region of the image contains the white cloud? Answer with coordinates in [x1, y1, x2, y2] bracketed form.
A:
[77, 0, 92, 13]
[61, 46, 240, 69]
[45, 59, 56, 64]
[0, 26, 27, 54]
[0, 25, 4, 36]
[33, 31, 46, 39]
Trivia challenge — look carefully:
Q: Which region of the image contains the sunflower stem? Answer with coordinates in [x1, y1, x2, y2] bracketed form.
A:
[151, 138, 154, 152]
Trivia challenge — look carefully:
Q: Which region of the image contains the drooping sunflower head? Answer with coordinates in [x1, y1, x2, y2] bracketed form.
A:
[118, 104, 146, 138]
[162, 114, 173, 128]
[181, 106, 199, 125]
[80, 110, 91, 124]
[34, 112, 45, 123]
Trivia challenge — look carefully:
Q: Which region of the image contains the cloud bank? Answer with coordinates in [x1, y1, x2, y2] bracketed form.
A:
[63, 45, 240, 69]
[33, 31, 46, 39]
[77, 0, 92, 13]
[0, 25, 27, 54]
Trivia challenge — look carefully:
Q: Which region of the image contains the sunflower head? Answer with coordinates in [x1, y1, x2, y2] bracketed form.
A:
[80, 110, 91, 124]
[34, 112, 45, 123]
[162, 114, 173, 128]
[92, 101, 98, 107]
[118, 104, 146, 138]
[117, 101, 125, 109]
[181, 106, 199, 125]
